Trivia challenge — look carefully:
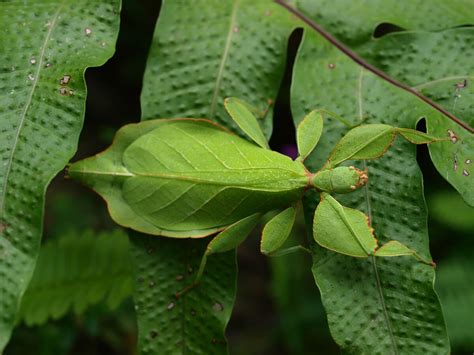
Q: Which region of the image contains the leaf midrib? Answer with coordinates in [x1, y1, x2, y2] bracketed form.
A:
[208, 0, 240, 118]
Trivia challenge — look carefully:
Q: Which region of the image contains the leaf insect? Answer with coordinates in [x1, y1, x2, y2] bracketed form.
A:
[68, 98, 442, 295]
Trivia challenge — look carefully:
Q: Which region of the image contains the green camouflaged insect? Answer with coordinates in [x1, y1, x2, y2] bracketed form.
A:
[69, 98, 439, 287]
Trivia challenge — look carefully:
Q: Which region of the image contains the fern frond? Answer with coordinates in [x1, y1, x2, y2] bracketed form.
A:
[18, 230, 133, 326]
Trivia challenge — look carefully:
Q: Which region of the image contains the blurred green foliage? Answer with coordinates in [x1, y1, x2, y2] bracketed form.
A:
[436, 257, 474, 351]
[18, 230, 132, 326]
[429, 192, 474, 233]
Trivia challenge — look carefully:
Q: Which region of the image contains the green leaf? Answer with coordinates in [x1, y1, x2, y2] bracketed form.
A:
[68, 118, 308, 237]
[354, 28, 474, 205]
[260, 206, 297, 255]
[207, 213, 261, 255]
[286, 12, 471, 350]
[325, 124, 443, 168]
[290, 20, 449, 354]
[289, 1, 474, 204]
[224, 97, 270, 149]
[311, 253, 447, 354]
[129, 234, 236, 354]
[18, 230, 133, 326]
[313, 193, 377, 257]
[0, 1, 120, 350]
[428, 123, 474, 206]
[140, 0, 298, 134]
[193, 213, 261, 287]
[296, 110, 323, 160]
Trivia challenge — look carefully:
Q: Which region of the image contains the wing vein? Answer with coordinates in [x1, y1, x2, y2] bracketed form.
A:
[147, 184, 197, 215]
[160, 139, 198, 170]
[231, 140, 253, 167]
[167, 187, 230, 226]
[172, 125, 232, 169]
[215, 193, 251, 225]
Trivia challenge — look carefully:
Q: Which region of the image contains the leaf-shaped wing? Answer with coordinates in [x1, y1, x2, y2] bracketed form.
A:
[296, 110, 324, 160]
[224, 97, 270, 149]
[180, 213, 261, 293]
[313, 193, 377, 257]
[260, 206, 297, 255]
[325, 124, 443, 168]
[69, 119, 308, 237]
[207, 213, 261, 255]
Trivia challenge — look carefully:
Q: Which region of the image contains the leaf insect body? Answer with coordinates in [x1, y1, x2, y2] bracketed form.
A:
[68, 97, 442, 295]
